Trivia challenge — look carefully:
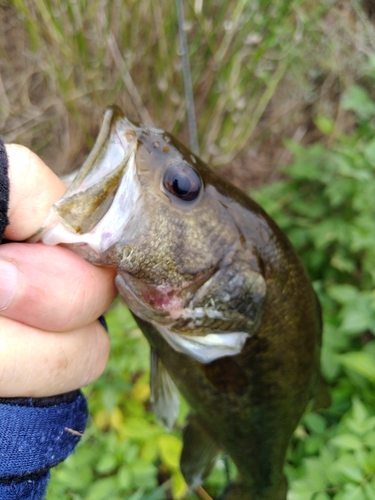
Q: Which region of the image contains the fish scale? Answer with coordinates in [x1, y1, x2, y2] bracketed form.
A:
[31, 105, 328, 499]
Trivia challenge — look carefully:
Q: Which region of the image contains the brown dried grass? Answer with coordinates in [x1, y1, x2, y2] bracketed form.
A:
[0, 0, 374, 188]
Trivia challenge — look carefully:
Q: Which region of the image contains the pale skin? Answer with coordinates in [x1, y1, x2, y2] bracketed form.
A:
[0, 144, 117, 397]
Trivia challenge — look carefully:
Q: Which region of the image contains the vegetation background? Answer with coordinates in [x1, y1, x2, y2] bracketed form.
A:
[1, 0, 375, 499]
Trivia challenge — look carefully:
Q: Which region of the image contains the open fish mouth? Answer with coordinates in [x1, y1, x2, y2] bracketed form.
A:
[29, 106, 143, 261]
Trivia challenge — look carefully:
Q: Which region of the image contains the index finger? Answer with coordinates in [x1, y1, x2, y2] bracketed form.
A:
[0, 242, 117, 332]
[4, 144, 67, 241]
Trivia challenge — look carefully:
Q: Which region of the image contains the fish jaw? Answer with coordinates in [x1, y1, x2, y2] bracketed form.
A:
[116, 265, 252, 367]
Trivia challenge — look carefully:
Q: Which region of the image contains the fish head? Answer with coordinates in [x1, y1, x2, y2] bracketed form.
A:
[36, 106, 266, 360]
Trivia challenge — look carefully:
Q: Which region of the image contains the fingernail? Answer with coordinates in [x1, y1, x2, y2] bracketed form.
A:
[0, 259, 18, 310]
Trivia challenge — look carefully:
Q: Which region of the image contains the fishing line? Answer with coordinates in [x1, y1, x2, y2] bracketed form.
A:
[176, 0, 200, 156]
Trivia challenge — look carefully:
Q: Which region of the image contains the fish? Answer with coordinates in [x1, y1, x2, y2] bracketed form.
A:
[32, 106, 327, 499]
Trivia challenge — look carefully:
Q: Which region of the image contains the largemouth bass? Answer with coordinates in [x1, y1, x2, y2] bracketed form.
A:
[33, 106, 326, 500]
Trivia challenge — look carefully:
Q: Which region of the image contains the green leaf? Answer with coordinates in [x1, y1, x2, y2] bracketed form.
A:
[363, 139, 375, 167]
[339, 483, 366, 500]
[171, 469, 188, 500]
[52, 463, 93, 491]
[352, 398, 370, 426]
[340, 353, 375, 382]
[117, 464, 132, 490]
[86, 477, 118, 500]
[304, 457, 328, 491]
[158, 434, 183, 470]
[95, 453, 118, 474]
[364, 481, 375, 500]
[341, 86, 375, 120]
[364, 431, 375, 447]
[327, 284, 359, 304]
[304, 413, 327, 434]
[330, 434, 363, 451]
[329, 461, 364, 484]
[142, 483, 171, 500]
[314, 115, 335, 135]
[121, 417, 162, 441]
[313, 493, 330, 500]
[129, 461, 158, 489]
[127, 490, 145, 500]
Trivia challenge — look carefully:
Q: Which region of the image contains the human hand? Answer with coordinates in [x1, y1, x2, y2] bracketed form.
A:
[0, 145, 117, 398]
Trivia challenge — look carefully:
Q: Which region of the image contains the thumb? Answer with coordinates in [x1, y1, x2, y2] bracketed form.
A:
[4, 144, 66, 241]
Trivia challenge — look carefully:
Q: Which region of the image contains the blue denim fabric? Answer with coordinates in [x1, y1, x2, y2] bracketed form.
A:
[0, 392, 88, 499]
[0, 473, 50, 500]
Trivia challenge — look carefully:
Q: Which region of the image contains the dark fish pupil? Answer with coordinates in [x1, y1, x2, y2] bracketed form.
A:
[172, 175, 191, 196]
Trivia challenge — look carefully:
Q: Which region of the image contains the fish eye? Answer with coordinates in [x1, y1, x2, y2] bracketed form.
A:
[163, 163, 202, 202]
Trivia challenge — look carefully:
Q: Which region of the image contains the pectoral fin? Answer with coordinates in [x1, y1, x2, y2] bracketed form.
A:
[180, 415, 220, 487]
[150, 349, 180, 430]
[155, 325, 249, 364]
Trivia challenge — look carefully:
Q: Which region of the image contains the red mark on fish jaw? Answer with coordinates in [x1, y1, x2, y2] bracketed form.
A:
[141, 285, 184, 320]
